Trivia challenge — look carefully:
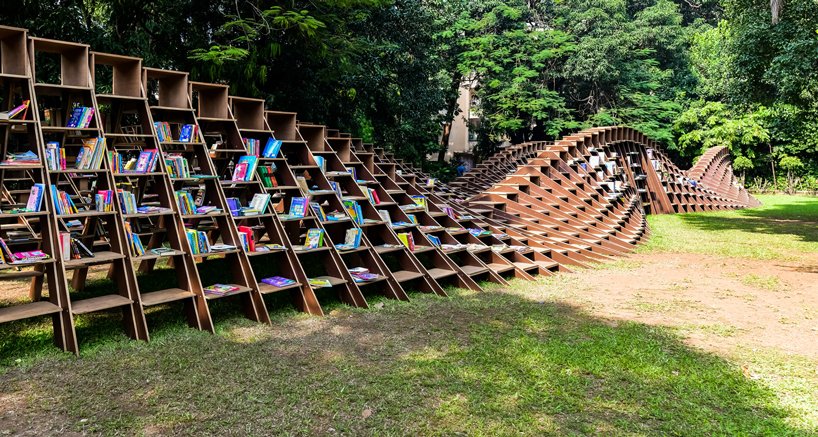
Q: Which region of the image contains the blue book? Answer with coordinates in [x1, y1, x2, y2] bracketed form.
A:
[314, 156, 325, 172]
[289, 197, 308, 218]
[262, 138, 283, 158]
[226, 197, 241, 217]
[66, 107, 84, 128]
[179, 124, 192, 143]
[237, 155, 259, 181]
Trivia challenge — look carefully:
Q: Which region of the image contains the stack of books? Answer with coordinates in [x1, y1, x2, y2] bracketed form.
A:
[1, 150, 39, 166]
[44, 142, 66, 170]
[397, 232, 415, 251]
[154, 122, 174, 142]
[348, 267, 379, 283]
[24, 184, 44, 212]
[261, 276, 296, 288]
[203, 283, 240, 297]
[342, 200, 363, 225]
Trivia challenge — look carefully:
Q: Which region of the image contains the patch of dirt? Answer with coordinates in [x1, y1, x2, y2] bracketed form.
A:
[552, 252, 818, 359]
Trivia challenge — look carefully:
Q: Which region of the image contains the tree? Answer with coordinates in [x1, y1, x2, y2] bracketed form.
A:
[778, 155, 803, 193]
[732, 155, 753, 185]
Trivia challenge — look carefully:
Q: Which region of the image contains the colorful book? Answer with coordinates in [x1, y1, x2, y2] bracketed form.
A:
[261, 276, 296, 288]
[25, 184, 44, 212]
[309, 202, 326, 221]
[262, 138, 283, 158]
[304, 228, 324, 249]
[289, 197, 308, 218]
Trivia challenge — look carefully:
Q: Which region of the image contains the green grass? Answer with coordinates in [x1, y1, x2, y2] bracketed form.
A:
[1, 195, 817, 435]
[640, 194, 818, 260]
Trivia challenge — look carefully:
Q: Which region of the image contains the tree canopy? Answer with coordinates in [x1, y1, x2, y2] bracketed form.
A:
[3, 0, 816, 184]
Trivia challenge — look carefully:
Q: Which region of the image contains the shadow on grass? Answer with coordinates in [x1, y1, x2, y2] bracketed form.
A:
[0, 288, 809, 435]
[679, 196, 818, 243]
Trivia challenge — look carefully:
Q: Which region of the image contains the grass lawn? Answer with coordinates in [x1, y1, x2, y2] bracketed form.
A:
[1, 194, 817, 435]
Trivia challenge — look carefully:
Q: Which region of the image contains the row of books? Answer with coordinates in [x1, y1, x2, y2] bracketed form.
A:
[257, 165, 278, 188]
[119, 190, 138, 214]
[186, 229, 212, 254]
[237, 225, 255, 252]
[75, 137, 107, 170]
[243, 138, 262, 157]
[66, 106, 94, 128]
[175, 190, 220, 215]
[309, 202, 346, 222]
[397, 232, 415, 251]
[110, 149, 160, 174]
[155, 122, 198, 143]
[44, 142, 66, 170]
[124, 222, 145, 256]
[165, 154, 191, 178]
[51, 186, 78, 215]
[94, 190, 115, 212]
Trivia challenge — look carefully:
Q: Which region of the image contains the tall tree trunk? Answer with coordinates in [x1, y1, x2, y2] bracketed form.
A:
[438, 75, 464, 163]
[771, 0, 782, 24]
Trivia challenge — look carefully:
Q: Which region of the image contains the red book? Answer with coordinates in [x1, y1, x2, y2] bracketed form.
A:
[237, 225, 255, 252]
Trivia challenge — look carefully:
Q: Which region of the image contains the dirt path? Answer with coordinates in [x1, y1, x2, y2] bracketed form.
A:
[544, 252, 818, 359]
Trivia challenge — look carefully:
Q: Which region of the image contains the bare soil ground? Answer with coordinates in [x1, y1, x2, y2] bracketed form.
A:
[565, 252, 818, 359]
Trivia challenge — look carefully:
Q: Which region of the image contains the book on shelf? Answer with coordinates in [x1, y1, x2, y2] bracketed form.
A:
[237, 225, 255, 252]
[262, 138, 283, 158]
[95, 190, 115, 212]
[58, 232, 71, 259]
[367, 188, 380, 205]
[334, 228, 362, 251]
[118, 190, 138, 214]
[51, 185, 78, 215]
[175, 190, 197, 215]
[247, 193, 271, 214]
[254, 243, 286, 252]
[75, 137, 106, 170]
[243, 138, 261, 156]
[410, 195, 427, 210]
[397, 232, 415, 251]
[261, 276, 296, 288]
[154, 121, 175, 143]
[236, 155, 259, 181]
[124, 222, 145, 256]
[442, 206, 457, 220]
[295, 176, 310, 193]
[308, 277, 332, 288]
[134, 149, 160, 173]
[329, 181, 343, 198]
[378, 209, 391, 224]
[44, 142, 66, 170]
[304, 228, 324, 249]
[426, 234, 441, 247]
[309, 202, 326, 221]
[342, 200, 363, 225]
[210, 243, 236, 252]
[63, 237, 95, 260]
[288, 197, 308, 218]
[257, 164, 278, 188]
[66, 106, 94, 128]
[1, 150, 39, 166]
[348, 267, 379, 283]
[226, 197, 241, 217]
[25, 183, 45, 212]
[346, 166, 357, 180]
[178, 124, 198, 143]
[325, 210, 347, 221]
[314, 156, 325, 172]
[203, 283, 240, 297]
[185, 229, 212, 254]
[0, 100, 30, 120]
[406, 214, 417, 224]
[149, 247, 177, 256]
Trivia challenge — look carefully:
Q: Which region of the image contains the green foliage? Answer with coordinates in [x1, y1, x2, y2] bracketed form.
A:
[733, 156, 754, 172]
[673, 101, 769, 164]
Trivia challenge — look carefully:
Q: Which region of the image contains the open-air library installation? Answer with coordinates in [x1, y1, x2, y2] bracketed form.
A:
[0, 25, 759, 355]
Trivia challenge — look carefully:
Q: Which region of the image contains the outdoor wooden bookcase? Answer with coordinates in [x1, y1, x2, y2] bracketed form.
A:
[0, 25, 760, 355]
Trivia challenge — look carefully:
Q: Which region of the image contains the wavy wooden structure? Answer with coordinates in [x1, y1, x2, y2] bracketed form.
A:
[0, 26, 757, 354]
